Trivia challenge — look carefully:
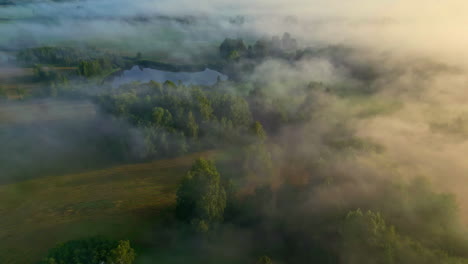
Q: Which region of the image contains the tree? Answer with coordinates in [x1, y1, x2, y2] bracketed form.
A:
[41, 237, 135, 264]
[33, 64, 49, 81]
[339, 209, 463, 264]
[191, 88, 214, 122]
[176, 158, 227, 231]
[257, 256, 273, 264]
[163, 80, 177, 89]
[152, 107, 173, 127]
[228, 50, 240, 61]
[107, 240, 136, 264]
[281, 32, 298, 51]
[253, 38, 270, 58]
[78, 60, 97, 77]
[251, 121, 267, 142]
[219, 38, 247, 59]
[341, 209, 397, 264]
[214, 94, 252, 127]
[186, 111, 199, 139]
[78, 59, 109, 77]
[149, 80, 162, 92]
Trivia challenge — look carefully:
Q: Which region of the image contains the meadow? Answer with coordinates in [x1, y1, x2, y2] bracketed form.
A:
[0, 150, 217, 264]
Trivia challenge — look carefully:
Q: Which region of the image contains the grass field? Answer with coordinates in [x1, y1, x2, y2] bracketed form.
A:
[0, 150, 217, 264]
[0, 100, 97, 126]
[0, 67, 77, 80]
[0, 66, 78, 99]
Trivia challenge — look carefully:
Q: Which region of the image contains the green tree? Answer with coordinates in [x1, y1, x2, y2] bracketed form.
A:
[219, 38, 247, 59]
[149, 81, 162, 93]
[176, 158, 227, 231]
[107, 240, 136, 264]
[251, 121, 267, 142]
[339, 209, 465, 264]
[186, 111, 199, 139]
[41, 237, 135, 264]
[163, 80, 177, 89]
[341, 209, 397, 264]
[152, 107, 173, 127]
[228, 50, 240, 61]
[78, 59, 107, 77]
[256, 256, 273, 264]
[214, 94, 252, 127]
[253, 38, 270, 58]
[192, 89, 214, 121]
[33, 64, 49, 81]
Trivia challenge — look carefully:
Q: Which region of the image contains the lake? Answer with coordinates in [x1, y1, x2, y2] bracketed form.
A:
[112, 66, 228, 88]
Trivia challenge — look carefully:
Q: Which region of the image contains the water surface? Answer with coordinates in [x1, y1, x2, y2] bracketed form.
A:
[112, 66, 227, 87]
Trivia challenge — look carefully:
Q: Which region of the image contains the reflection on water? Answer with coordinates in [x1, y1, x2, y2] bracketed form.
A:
[112, 66, 228, 87]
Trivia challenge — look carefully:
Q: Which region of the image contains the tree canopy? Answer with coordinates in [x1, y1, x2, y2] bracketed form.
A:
[176, 158, 227, 232]
[41, 237, 135, 264]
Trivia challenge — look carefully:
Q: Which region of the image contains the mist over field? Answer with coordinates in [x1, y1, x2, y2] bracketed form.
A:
[2, 0, 468, 264]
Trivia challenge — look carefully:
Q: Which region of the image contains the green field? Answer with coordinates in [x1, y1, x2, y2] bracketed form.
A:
[0, 66, 78, 99]
[0, 150, 217, 264]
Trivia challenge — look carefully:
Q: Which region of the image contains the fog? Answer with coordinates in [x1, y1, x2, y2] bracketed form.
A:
[3, 0, 468, 60]
[3, 0, 468, 219]
[3, 0, 468, 262]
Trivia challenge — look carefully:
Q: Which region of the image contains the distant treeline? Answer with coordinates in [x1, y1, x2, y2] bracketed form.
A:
[219, 32, 298, 61]
[16, 46, 125, 67]
[219, 33, 379, 82]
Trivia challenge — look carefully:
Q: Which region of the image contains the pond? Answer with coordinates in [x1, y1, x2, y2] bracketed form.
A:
[112, 66, 228, 88]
